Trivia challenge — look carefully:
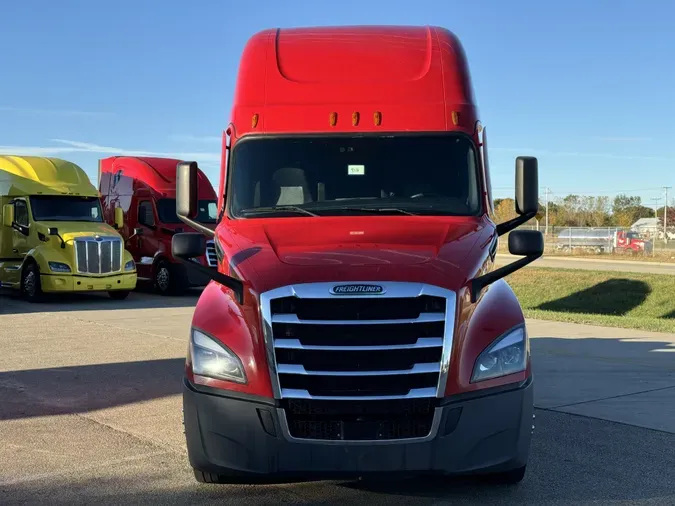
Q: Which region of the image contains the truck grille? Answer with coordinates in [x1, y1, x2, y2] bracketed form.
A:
[74, 237, 123, 274]
[205, 240, 217, 267]
[260, 282, 456, 441]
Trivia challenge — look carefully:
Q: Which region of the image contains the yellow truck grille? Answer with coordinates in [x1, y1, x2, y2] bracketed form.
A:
[74, 237, 123, 274]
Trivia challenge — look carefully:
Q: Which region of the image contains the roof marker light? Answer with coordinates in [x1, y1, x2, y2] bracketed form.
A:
[329, 112, 338, 127]
[451, 111, 459, 126]
[373, 111, 382, 126]
[352, 112, 360, 126]
[252, 114, 259, 128]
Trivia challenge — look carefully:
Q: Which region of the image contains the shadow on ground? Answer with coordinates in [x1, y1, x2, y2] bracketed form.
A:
[0, 358, 185, 421]
[536, 278, 650, 316]
[0, 281, 202, 315]
[3, 409, 675, 505]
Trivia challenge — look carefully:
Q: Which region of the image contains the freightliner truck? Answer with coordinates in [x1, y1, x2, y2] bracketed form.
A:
[99, 156, 218, 294]
[170, 25, 544, 485]
[0, 155, 137, 301]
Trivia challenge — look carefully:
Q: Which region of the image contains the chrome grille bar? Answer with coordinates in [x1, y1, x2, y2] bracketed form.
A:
[274, 337, 443, 351]
[205, 240, 217, 267]
[278, 362, 441, 376]
[272, 313, 445, 325]
[260, 281, 456, 401]
[74, 236, 124, 274]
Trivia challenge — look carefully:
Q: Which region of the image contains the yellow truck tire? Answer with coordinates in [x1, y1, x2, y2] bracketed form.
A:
[21, 261, 44, 303]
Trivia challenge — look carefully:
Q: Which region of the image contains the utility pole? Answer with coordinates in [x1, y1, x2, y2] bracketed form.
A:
[651, 197, 662, 218]
[544, 187, 550, 237]
[665, 187, 672, 243]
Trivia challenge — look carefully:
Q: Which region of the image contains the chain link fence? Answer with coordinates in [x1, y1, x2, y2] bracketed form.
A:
[499, 224, 675, 258]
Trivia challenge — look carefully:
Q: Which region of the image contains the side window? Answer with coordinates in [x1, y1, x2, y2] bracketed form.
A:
[138, 201, 155, 227]
[14, 200, 29, 227]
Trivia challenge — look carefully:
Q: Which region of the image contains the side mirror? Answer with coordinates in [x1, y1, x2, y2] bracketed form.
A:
[172, 232, 244, 304]
[172, 232, 206, 259]
[515, 156, 539, 215]
[496, 156, 540, 236]
[48, 227, 66, 249]
[176, 161, 199, 220]
[2, 204, 14, 227]
[114, 207, 124, 230]
[508, 229, 544, 256]
[176, 161, 215, 238]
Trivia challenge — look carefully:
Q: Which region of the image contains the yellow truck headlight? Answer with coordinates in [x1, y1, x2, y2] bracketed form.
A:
[124, 260, 136, 271]
[48, 261, 71, 273]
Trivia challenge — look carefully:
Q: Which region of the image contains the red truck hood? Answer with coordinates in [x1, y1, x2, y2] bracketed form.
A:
[221, 216, 495, 294]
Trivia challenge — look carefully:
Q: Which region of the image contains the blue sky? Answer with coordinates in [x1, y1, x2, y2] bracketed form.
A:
[1, 0, 673, 208]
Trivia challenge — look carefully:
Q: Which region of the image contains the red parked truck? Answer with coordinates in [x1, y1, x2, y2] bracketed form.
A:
[98, 156, 218, 294]
[171, 25, 544, 484]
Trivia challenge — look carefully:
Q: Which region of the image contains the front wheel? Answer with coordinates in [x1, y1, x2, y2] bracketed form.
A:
[108, 290, 130, 300]
[193, 469, 235, 484]
[21, 262, 44, 303]
[154, 260, 186, 295]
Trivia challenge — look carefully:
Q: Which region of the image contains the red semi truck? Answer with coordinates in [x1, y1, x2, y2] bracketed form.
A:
[98, 156, 218, 294]
[171, 25, 544, 484]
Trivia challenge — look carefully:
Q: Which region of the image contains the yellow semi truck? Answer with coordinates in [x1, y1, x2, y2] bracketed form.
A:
[0, 155, 137, 302]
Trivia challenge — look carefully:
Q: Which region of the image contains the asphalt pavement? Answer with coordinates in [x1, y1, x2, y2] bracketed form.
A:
[1, 289, 675, 505]
[495, 254, 675, 275]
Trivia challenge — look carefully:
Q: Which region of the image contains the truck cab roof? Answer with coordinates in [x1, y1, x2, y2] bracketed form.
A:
[0, 155, 98, 197]
[231, 25, 478, 137]
[99, 156, 216, 200]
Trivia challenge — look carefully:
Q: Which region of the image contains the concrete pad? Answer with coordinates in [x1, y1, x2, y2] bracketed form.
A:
[0, 413, 170, 487]
[558, 386, 675, 433]
[527, 319, 675, 433]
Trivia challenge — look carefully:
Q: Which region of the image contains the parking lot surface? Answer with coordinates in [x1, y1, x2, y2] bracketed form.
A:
[1, 289, 675, 505]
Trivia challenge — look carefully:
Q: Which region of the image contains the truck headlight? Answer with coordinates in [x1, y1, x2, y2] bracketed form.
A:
[48, 261, 71, 273]
[471, 325, 528, 383]
[124, 260, 135, 271]
[189, 328, 247, 384]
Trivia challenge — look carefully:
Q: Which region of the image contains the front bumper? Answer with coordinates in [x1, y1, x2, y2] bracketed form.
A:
[183, 377, 534, 479]
[40, 272, 137, 293]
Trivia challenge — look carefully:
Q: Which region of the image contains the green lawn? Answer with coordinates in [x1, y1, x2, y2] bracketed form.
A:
[505, 267, 675, 333]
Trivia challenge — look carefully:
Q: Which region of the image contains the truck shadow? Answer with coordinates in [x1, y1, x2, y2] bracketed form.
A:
[0, 283, 202, 314]
[536, 278, 650, 316]
[0, 358, 185, 421]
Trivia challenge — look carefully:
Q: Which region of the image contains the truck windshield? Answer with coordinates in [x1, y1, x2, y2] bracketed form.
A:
[156, 198, 217, 224]
[228, 134, 482, 218]
[29, 196, 103, 222]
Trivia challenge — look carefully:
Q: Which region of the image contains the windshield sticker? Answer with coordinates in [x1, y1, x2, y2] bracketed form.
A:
[348, 164, 365, 176]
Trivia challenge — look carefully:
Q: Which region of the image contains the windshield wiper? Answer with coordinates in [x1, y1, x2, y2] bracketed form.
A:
[332, 207, 418, 216]
[239, 206, 319, 217]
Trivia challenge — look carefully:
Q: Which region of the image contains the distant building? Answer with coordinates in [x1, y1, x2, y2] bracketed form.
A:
[631, 217, 660, 234]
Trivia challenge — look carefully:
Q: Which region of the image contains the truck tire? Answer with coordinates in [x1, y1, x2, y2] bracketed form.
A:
[154, 259, 186, 296]
[482, 465, 526, 485]
[108, 290, 130, 300]
[193, 469, 234, 484]
[21, 261, 44, 303]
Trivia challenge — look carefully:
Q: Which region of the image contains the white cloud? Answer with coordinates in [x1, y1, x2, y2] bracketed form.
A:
[0, 139, 221, 165]
[0, 106, 115, 118]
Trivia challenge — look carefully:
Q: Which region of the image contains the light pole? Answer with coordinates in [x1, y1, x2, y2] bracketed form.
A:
[665, 187, 672, 243]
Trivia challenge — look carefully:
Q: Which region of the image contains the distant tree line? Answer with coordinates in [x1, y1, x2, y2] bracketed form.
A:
[493, 194, 675, 228]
